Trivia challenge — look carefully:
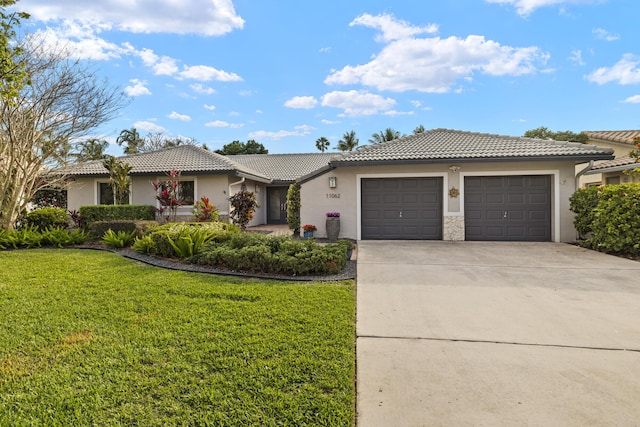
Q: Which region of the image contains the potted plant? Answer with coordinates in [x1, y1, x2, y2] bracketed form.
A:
[339, 239, 356, 260]
[302, 224, 317, 239]
[326, 212, 340, 242]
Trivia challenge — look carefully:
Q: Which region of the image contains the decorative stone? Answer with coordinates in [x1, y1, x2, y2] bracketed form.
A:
[443, 216, 465, 241]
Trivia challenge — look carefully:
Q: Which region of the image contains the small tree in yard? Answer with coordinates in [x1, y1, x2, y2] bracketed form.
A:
[152, 170, 184, 222]
[102, 156, 132, 205]
[229, 188, 258, 231]
[286, 183, 301, 235]
[192, 196, 218, 222]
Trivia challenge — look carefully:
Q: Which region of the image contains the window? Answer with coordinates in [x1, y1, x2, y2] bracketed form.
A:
[605, 176, 621, 185]
[154, 180, 195, 206]
[98, 182, 130, 205]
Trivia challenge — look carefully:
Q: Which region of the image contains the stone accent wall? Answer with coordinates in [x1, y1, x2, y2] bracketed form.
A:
[443, 215, 465, 241]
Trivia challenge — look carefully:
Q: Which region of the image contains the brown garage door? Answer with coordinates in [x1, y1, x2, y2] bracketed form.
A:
[464, 175, 551, 241]
[361, 177, 443, 240]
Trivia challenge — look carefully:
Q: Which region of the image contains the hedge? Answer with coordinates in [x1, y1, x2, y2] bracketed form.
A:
[23, 207, 68, 230]
[79, 205, 156, 223]
[88, 220, 158, 239]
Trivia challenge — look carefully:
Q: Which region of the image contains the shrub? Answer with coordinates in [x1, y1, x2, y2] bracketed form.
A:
[88, 220, 157, 240]
[23, 207, 68, 230]
[192, 196, 219, 222]
[229, 190, 258, 230]
[0, 229, 18, 249]
[145, 222, 237, 258]
[590, 183, 640, 254]
[40, 228, 88, 247]
[286, 183, 301, 234]
[132, 235, 155, 254]
[190, 234, 346, 276]
[569, 185, 602, 237]
[79, 205, 156, 223]
[102, 229, 137, 248]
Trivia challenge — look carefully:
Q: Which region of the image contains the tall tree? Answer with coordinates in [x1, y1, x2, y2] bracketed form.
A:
[524, 127, 588, 143]
[214, 139, 268, 155]
[72, 138, 109, 162]
[413, 124, 426, 135]
[337, 130, 359, 152]
[315, 136, 330, 152]
[116, 127, 144, 154]
[0, 0, 29, 100]
[0, 39, 127, 229]
[369, 128, 405, 144]
[139, 131, 198, 152]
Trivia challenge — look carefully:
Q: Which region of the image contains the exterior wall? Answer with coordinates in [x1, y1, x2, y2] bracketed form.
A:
[66, 177, 96, 212]
[300, 161, 578, 242]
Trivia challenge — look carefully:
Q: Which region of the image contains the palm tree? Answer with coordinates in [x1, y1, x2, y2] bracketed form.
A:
[102, 155, 132, 205]
[413, 124, 426, 135]
[315, 137, 330, 153]
[337, 130, 359, 152]
[116, 127, 144, 154]
[369, 128, 405, 144]
[72, 138, 109, 162]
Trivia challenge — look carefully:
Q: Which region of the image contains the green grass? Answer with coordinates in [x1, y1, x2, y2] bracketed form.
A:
[0, 249, 355, 426]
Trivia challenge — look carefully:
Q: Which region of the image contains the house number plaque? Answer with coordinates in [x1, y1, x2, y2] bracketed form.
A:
[326, 193, 341, 199]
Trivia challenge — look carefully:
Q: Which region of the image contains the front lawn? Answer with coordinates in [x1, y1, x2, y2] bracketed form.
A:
[0, 249, 355, 426]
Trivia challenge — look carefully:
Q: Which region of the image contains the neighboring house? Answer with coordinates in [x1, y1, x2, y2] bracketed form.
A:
[61, 128, 613, 242]
[578, 130, 640, 186]
[583, 156, 640, 185]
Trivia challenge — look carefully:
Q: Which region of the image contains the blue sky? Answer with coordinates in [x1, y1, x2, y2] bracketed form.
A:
[13, 0, 640, 154]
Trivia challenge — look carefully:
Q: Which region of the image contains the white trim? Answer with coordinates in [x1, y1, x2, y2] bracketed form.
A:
[356, 172, 448, 241]
[459, 170, 560, 243]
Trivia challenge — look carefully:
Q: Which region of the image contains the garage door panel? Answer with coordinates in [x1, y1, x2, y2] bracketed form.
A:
[362, 178, 443, 240]
[465, 175, 551, 242]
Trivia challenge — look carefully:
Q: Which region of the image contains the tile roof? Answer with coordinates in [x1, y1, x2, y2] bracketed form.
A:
[332, 128, 614, 164]
[228, 153, 337, 182]
[587, 156, 640, 173]
[583, 130, 640, 145]
[59, 145, 270, 181]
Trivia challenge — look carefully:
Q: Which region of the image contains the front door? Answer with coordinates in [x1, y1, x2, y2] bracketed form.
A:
[267, 187, 288, 224]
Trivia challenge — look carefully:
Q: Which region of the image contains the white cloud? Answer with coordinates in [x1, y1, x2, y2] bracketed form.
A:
[125, 79, 151, 96]
[203, 104, 216, 111]
[383, 110, 415, 116]
[249, 125, 314, 141]
[593, 28, 620, 41]
[623, 95, 640, 103]
[205, 120, 243, 128]
[22, 0, 244, 36]
[410, 100, 423, 108]
[569, 50, 585, 66]
[134, 120, 166, 133]
[179, 65, 242, 82]
[168, 111, 191, 121]
[31, 23, 128, 61]
[284, 96, 318, 109]
[485, 0, 597, 16]
[320, 47, 331, 53]
[326, 14, 548, 93]
[321, 90, 397, 117]
[350, 13, 438, 42]
[587, 54, 640, 85]
[321, 119, 341, 125]
[191, 84, 216, 95]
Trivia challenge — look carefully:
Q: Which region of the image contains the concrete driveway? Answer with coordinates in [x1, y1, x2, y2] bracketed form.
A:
[356, 241, 640, 426]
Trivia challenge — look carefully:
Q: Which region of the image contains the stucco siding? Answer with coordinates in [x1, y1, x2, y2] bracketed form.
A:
[300, 161, 578, 242]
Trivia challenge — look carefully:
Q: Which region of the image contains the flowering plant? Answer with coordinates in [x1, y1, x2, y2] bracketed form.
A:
[326, 212, 340, 217]
[302, 224, 317, 232]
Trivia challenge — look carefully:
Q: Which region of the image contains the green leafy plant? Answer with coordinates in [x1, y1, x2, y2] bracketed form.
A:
[589, 183, 640, 254]
[152, 169, 185, 222]
[102, 156, 132, 205]
[0, 228, 18, 249]
[286, 183, 301, 234]
[79, 205, 156, 223]
[167, 228, 216, 259]
[229, 189, 259, 231]
[569, 185, 602, 238]
[192, 196, 219, 222]
[132, 235, 156, 254]
[102, 229, 137, 248]
[13, 225, 43, 248]
[23, 207, 68, 230]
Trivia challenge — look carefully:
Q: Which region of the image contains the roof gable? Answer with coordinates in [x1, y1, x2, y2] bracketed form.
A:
[332, 128, 614, 164]
[228, 153, 337, 183]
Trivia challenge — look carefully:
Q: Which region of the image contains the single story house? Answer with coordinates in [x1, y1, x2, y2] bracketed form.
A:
[578, 130, 640, 186]
[61, 128, 613, 242]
